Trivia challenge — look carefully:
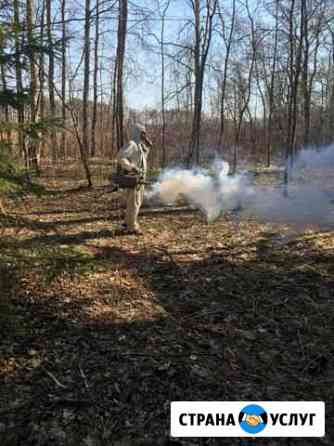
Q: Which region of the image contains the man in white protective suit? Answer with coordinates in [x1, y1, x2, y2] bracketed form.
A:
[116, 124, 153, 235]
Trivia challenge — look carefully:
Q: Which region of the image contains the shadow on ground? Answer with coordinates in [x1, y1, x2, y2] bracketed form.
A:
[0, 208, 333, 446]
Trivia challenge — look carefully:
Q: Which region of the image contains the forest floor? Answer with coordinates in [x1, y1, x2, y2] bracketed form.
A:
[0, 172, 333, 446]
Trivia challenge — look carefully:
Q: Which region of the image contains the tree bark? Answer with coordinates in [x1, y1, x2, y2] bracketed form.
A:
[188, 0, 218, 166]
[61, 0, 67, 159]
[284, 0, 304, 188]
[91, 0, 100, 157]
[114, 0, 128, 152]
[231, 0, 256, 174]
[0, 65, 11, 142]
[218, 0, 236, 150]
[13, 0, 27, 166]
[46, 0, 58, 161]
[266, 0, 279, 167]
[26, 0, 39, 172]
[83, 0, 91, 156]
[327, 29, 334, 140]
[159, 1, 171, 167]
[39, 0, 46, 160]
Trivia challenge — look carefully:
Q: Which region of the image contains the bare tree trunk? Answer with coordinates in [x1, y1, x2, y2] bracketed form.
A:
[232, 0, 256, 174]
[286, 0, 296, 171]
[189, 0, 201, 166]
[254, 61, 266, 156]
[218, 0, 236, 150]
[99, 56, 105, 155]
[160, 3, 167, 167]
[82, 0, 91, 150]
[328, 29, 334, 139]
[301, 0, 310, 147]
[303, 5, 323, 147]
[91, 0, 100, 158]
[13, 0, 27, 166]
[61, 0, 67, 159]
[46, 0, 58, 161]
[56, 77, 92, 185]
[232, 69, 254, 174]
[39, 0, 46, 161]
[156, 0, 171, 167]
[111, 59, 117, 154]
[188, 0, 218, 166]
[0, 65, 11, 142]
[291, 0, 304, 154]
[114, 0, 128, 152]
[26, 0, 39, 172]
[161, 18, 166, 166]
[82, 0, 92, 185]
[284, 0, 304, 188]
[266, 0, 279, 167]
[71, 107, 92, 186]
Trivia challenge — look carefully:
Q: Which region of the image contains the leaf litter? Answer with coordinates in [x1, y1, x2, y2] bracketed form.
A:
[0, 179, 333, 445]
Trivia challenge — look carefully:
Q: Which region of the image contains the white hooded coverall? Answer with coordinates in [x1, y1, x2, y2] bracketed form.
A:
[116, 125, 150, 231]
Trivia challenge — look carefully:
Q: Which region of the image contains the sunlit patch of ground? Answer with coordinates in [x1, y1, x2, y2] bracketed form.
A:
[0, 177, 333, 445]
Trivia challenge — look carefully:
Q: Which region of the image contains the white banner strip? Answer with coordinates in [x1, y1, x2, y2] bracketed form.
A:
[171, 401, 325, 437]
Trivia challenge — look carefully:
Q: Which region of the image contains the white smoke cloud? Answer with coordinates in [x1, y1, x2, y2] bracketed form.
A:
[246, 184, 334, 226]
[146, 144, 334, 227]
[295, 144, 334, 169]
[146, 160, 247, 222]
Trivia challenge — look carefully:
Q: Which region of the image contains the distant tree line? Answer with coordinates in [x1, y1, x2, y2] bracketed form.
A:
[0, 0, 334, 186]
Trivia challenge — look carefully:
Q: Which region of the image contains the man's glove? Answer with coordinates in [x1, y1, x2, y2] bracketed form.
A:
[130, 166, 140, 174]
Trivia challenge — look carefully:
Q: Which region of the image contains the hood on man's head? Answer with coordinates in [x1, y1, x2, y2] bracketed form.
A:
[131, 124, 146, 143]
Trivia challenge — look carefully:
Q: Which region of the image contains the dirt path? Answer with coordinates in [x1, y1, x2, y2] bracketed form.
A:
[0, 182, 333, 445]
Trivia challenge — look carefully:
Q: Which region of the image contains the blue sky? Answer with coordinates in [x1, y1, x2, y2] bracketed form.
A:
[65, 0, 253, 111]
[126, 0, 192, 109]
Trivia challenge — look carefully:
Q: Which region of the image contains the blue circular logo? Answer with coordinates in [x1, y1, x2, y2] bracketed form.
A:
[239, 404, 268, 434]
